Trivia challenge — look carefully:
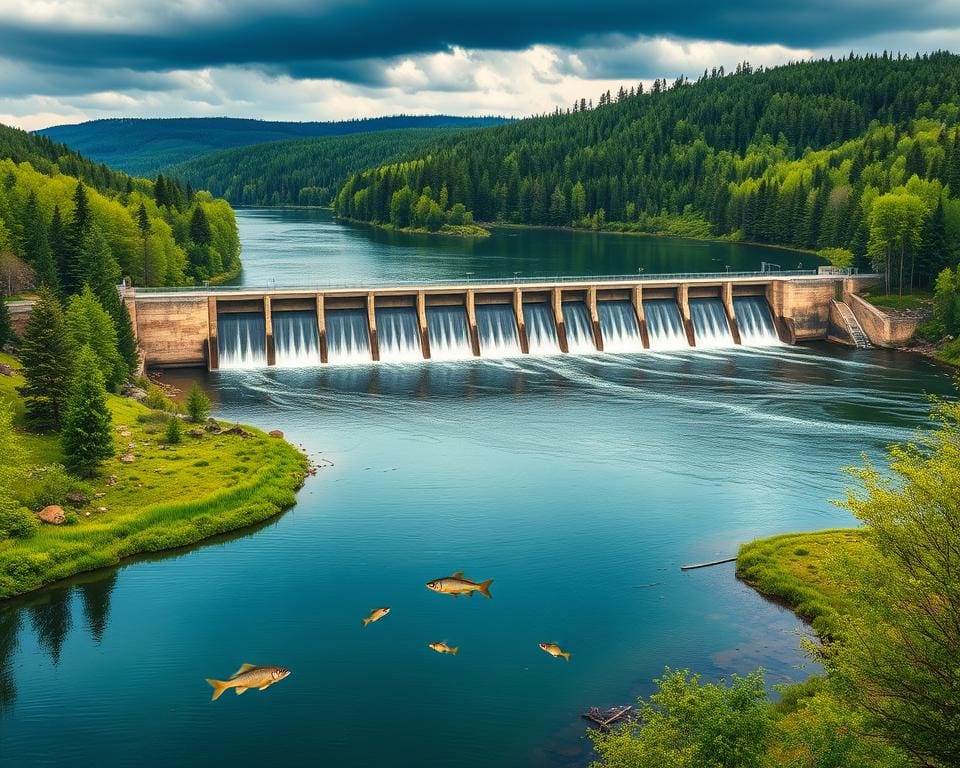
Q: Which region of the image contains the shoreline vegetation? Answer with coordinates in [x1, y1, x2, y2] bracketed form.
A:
[0, 352, 308, 601]
[339, 215, 490, 238]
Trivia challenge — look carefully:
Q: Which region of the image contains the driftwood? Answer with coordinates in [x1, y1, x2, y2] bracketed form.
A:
[680, 556, 737, 571]
[582, 705, 634, 730]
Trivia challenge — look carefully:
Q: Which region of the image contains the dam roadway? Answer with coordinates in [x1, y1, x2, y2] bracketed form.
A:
[123, 270, 877, 369]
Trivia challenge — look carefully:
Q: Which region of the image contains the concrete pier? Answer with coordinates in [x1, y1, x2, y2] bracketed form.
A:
[118, 272, 874, 368]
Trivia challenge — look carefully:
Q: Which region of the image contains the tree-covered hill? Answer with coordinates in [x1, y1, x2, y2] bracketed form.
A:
[166, 127, 471, 207]
[335, 52, 960, 292]
[0, 121, 240, 289]
[36, 115, 512, 176]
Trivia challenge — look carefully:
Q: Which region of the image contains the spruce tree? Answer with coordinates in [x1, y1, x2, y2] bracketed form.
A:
[0, 293, 11, 347]
[65, 285, 126, 391]
[63, 182, 92, 297]
[186, 381, 211, 422]
[18, 287, 74, 431]
[20, 192, 58, 291]
[62, 345, 113, 476]
[189, 205, 212, 246]
[48, 204, 69, 297]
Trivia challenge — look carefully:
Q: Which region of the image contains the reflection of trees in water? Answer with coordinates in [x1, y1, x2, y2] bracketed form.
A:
[80, 572, 117, 643]
[28, 588, 72, 666]
[0, 609, 20, 712]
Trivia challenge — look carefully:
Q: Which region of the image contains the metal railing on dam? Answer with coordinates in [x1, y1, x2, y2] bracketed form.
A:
[132, 269, 826, 296]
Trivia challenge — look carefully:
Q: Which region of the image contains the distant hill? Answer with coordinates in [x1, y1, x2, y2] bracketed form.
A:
[35, 116, 512, 176]
[167, 128, 470, 207]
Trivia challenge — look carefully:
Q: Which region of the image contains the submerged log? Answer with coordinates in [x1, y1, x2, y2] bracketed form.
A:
[582, 705, 634, 730]
[680, 556, 737, 571]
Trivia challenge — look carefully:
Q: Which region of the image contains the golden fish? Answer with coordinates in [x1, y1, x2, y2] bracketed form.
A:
[206, 664, 291, 701]
[539, 642, 571, 661]
[362, 607, 391, 627]
[428, 642, 459, 655]
[425, 572, 493, 598]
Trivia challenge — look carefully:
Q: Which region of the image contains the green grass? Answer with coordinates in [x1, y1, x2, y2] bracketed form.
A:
[936, 336, 960, 365]
[0, 352, 307, 600]
[736, 528, 866, 638]
[861, 292, 932, 311]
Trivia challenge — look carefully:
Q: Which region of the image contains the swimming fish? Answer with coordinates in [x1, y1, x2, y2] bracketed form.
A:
[206, 664, 291, 701]
[425, 572, 493, 598]
[428, 642, 459, 655]
[362, 607, 391, 627]
[539, 643, 571, 661]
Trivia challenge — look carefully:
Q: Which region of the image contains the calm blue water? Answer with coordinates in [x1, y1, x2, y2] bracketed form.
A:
[1, 210, 952, 768]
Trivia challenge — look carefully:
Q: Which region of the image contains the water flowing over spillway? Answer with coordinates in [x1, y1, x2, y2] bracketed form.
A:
[734, 297, 781, 346]
[476, 305, 522, 357]
[598, 300, 643, 352]
[376, 307, 422, 362]
[643, 300, 688, 350]
[273, 310, 320, 367]
[326, 309, 371, 364]
[427, 306, 474, 360]
[562, 302, 596, 352]
[523, 303, 561, 354]
[690, 299, 734, 348]
[217, 312, 267, 368]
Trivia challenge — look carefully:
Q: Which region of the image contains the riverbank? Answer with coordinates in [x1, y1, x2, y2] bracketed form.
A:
[0, 353, 308, 600]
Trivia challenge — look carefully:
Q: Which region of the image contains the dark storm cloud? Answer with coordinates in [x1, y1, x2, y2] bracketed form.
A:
[1, 0, 957, 90]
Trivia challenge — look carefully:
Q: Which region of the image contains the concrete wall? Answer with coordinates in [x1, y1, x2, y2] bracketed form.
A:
[767, 278, 838, 341]
[845, 293, 922, 348]
[134, 296, 210, 366]
[7, 302, 32, 339]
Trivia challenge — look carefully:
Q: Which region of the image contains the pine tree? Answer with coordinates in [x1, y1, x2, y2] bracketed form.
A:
[917, 198, 950, 288]
[186, 381, 211, 422]
[189, 205, 212, 246]
[63, 182, 92, 297]
[62, 345, 113, 476]
[18, 287, 74, 431]
[0, 293, 11, 347]
[65, 285, 126, 391]
[20, 192, 57, 291]
[164, 414, 182, 445]
[48, 204, 69, 297]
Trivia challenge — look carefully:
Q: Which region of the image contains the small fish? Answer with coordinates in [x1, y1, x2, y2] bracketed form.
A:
[425, 572, 493, 598]
[428, 642, 459, 655]
[205, 664, 291, 701]
[539, 643, 571, 661]
[362, 607, 391, 627]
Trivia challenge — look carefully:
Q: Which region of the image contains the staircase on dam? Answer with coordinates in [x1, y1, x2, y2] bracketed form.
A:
[833, 300, 872, 349]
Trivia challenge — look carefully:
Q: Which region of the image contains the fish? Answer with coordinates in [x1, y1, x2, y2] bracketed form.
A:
[362, 607, 391, 627]
[205, 664, 291, 701]
[428, 642, 459, 655]
[425, 572, 493, 598]
[539, 643, 571, 661]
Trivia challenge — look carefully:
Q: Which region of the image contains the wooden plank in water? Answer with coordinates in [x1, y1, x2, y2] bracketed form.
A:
[680, 556, 737, 571]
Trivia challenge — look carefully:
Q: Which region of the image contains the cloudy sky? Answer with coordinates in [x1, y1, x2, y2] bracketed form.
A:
[2, 1, 959, 130]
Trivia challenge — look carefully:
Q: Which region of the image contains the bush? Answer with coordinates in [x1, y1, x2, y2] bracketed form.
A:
[165, 415, 182, 444]
[186, 382, 211, 422]
[22, 464, 80, 510]
[144, 386, 174, 412]
[0, 501, 38, 539]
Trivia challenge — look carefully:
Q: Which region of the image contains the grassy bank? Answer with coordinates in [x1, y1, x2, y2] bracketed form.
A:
[0, 353, 308, 600]
[736, 528, 865, 638]
[339, 216, 490, 238]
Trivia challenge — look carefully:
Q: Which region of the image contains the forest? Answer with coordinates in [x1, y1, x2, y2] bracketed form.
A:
[37, 115, 511, 176]
[335, 52, 960, 294]
[168, 128, 473, 207]
[0, 123, 241, 292]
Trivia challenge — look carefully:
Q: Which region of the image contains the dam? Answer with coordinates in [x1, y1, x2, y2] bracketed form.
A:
[123, 271, 877, 369]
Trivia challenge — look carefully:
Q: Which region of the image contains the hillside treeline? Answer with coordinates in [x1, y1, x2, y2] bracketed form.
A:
[335, 52, 960, 292]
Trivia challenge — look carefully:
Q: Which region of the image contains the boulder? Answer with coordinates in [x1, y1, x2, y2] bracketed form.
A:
[38, 505, 66, 525]
[106, 475, 118, 486]
[188, 428, 205, 438]
[119, 453, 135, 464]
[65, 491, 89, 506]
[0, 363, 12, 376]
[122, 385, 148, 402]
[223, 425, 252, 438]
[269, 430, 284, 438]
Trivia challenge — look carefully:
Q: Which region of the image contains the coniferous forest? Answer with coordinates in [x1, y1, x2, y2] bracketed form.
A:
[335, 52, 960, 294]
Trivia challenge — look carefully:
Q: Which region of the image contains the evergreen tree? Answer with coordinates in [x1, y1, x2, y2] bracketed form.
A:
[0, 293, 11, 347]
[62, 345, 113, 476]
[20, 192, 57, 291]
[18, 287, 74, 431]
[186, 381, 212, 422]
[48, 204, 68, 296]
[63, 182, 92, 296]
[189, 205, 212, 246]
[164, 414, 182, 445]
[65, 285, 126, 391]
[917, 198, 950, 288]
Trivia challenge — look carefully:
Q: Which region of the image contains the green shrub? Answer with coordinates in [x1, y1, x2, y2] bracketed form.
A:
[186, 382, 212, 422]
[22, 464, 81, 510]
[164, 415, 182, 444]
[144, 386, 174, 412]
[0, 501, 38, 538]
[794, 547, 809, 556]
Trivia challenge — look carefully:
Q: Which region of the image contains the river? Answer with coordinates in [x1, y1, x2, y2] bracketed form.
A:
[0, 209, 953, 767]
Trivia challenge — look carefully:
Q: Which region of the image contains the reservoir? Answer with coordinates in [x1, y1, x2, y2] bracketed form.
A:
[0, 209, 952, 767]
